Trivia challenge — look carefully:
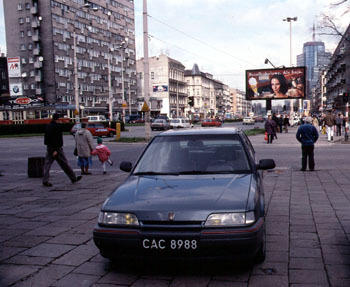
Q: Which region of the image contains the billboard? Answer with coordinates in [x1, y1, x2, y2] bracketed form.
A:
[9, 83, 23, 97]
[7, 57, 21, 78]
[153, 85, 168, 92]
[246, 67, 306, 100]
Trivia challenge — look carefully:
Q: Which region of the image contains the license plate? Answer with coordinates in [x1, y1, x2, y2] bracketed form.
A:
[142, 238, 198, 250]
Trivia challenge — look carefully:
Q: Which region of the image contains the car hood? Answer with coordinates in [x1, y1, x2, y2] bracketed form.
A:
[103, 174, 252, 221]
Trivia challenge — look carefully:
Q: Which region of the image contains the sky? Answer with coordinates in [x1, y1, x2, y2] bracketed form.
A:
[0, 0, 349, 90]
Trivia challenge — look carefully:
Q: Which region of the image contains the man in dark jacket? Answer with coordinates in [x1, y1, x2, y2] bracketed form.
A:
[296, 116, 319, 171]
[42, 114, 82, 186]
[265, 115, 277, 144]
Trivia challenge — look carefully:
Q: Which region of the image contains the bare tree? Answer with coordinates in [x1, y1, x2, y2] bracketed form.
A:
[317, 0, 349, 40]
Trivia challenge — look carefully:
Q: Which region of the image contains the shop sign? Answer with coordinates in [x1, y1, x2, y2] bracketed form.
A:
[15, 97, 32, 105]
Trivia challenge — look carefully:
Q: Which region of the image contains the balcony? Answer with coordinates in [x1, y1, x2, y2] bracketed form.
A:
[35, 75, 42, 82]
[31, 21, 39, 28]
[31, 6, 38, 14]
[34, 61, 42, 69]
[36, 88, 42, 95]
[32, 34, 39, 42]
[33, 48, 40, 55]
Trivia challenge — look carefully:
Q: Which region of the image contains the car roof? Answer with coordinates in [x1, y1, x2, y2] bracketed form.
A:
[157, 127, 240, 136]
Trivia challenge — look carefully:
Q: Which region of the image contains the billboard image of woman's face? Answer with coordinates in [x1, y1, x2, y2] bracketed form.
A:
[246, 67, 306, 100]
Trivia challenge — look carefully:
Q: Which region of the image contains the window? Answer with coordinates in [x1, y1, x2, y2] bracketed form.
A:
[20, 31, 24, 38]
[25, 3, 30, 9]
[27, 30, 32, 37]
[19, 18, 24, 24]
[151, 72, 154, 79]
[18, 3, 23, 10]
[29, 57, 34, 63]
[21, 58, 26, 64]
[26, 17, 30, 23]
[20, 44, 26, 51]
[28, 43, 33, 50]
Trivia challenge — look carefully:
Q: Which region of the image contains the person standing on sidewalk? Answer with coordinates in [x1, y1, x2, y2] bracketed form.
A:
[265, 115, 277, 144]
[335, 113, 343, 136]
[283, 114, 289, 133]
[75, 122, 94, 175]
[324, 111, 336, 141]
[296, 116, 319, 171]
[42, 113, 82, 187]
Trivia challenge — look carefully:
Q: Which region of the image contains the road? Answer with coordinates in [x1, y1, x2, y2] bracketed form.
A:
[0, 125, 349, 286]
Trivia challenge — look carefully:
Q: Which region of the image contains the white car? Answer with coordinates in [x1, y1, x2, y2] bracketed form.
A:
[243, 117, 255, 125]
[170, 118, 192, 128]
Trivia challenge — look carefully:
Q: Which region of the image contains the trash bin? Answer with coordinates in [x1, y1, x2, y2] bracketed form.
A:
[28, 157, 45, 178]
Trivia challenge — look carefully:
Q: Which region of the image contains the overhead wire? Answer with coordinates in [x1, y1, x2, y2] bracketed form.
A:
[147, 14, 255, 67]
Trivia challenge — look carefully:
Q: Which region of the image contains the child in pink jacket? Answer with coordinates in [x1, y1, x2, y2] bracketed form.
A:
[91, 137, 113, 174]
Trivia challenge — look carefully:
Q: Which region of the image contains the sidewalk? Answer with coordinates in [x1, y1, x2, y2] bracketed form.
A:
[0, 128, 349, 286]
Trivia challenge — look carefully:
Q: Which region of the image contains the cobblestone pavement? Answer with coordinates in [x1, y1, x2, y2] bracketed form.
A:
[0, 127, 350, 286]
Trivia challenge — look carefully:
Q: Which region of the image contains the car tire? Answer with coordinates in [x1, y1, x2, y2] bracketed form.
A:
[255, 221, 266, 264]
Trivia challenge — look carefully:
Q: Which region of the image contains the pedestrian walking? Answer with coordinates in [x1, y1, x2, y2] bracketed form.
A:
[296, 116, 319, 171]
[272, 113, 279, 137]
[91, 137, 113, 174]
[335, 113, 343, 136]
[42, 113, 82, 187]
[75, 122, 94, 175]
[324, 111, 336, 141]
[277, 114, 283, 134]
[265, 115, 277, 144]
[283, 115, 289, 133]
[312, 115, 319, 130]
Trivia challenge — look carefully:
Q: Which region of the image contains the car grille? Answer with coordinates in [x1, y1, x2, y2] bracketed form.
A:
[140, 220, 203, 232]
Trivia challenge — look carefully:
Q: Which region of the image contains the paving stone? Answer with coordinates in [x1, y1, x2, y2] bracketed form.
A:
[12, 265, 74, 287]
[73, 262, 110, 276]
[4, 255, 53, 266]
[47, 232, 91, 245]
[21, 243, 75, 258]
[25, 226, 69, 237]
[252, 262, 288, 276]
[0, 246, 26, 261]
[0, 264, 39, 286]
[289, 270, 328, 285]
[248, 275, 288, 287]
[131, 279, 169, 287]
[289, 257, 324, 270]
[170, 276, 211, 287]
[265, 251, 289, 263]
[208, 281, 246, 287]
[3, 235, 50, 248]
[53, 273, 100, 287]
[98, 271, 138, 285]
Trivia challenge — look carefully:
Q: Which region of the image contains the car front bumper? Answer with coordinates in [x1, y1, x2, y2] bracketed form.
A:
[93, 217, 264, 260]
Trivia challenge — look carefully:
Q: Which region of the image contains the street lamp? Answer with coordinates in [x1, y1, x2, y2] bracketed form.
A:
[264, 58, 276, 68]
[283, 17, 297, 66]
[283, 16, 297, 114]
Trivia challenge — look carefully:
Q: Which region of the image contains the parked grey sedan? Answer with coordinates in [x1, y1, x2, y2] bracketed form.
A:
[93, 128, 275, 264]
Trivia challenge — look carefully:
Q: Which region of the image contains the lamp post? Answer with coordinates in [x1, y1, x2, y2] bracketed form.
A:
[119, 39, 128, 124]
[283, 16, 297, 114]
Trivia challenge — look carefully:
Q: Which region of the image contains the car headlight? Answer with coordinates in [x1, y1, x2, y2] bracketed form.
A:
[98, 212, 139, 226]
[204, 211, 255, 227]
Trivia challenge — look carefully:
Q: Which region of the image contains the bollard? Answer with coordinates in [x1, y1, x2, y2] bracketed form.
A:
[116, 122, 121, 141]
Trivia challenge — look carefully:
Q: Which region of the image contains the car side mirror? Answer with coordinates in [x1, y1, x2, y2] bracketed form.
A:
[257, 159, 275, 170]
[120, 161, 132, 172]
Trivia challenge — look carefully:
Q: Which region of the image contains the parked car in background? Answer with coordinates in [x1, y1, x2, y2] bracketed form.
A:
[170, 118, 192, 128]
[71, 123, 115, 137]
[201, 118, 222, 127]
[126, 114, 142, 124]
[254, 116, 265, 122]
[93, 128, 276, 263]
[87, 115, 107, 122]
[243, 117, 255, 125]
[151, 119, 170, 131]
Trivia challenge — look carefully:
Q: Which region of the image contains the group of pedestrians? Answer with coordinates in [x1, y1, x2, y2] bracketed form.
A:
[264, 113, 290, 144]
[42, 114, 113, 187]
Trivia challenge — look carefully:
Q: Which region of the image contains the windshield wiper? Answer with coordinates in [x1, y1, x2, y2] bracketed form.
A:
[133, 171, 179, 176]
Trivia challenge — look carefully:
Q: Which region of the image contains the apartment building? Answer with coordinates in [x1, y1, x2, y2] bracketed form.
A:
[2, 0, 136, 122]
[136, 54, 187, 118]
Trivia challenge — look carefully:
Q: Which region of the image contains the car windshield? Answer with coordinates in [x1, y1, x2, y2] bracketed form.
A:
[133, 134, 251, 175]
[171, 119, 180, 123]
[154, 119, 164, 123]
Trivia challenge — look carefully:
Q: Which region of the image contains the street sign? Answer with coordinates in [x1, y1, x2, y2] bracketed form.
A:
[122, 101, 128, 108]
[7, 57, 21, 78]
[14, 97, 31, 105]
[141, 101, 150, 112]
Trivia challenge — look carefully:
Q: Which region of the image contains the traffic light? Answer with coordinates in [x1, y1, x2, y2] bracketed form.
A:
[188, 96, 194, 107]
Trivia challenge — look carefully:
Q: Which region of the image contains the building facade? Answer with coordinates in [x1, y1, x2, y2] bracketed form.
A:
[297, 40, 331, 102]
[325, 24, 350, 113]
[2, 0, 136, 122]
[136, 54, 187, 118]
[230, 88, 251, 116]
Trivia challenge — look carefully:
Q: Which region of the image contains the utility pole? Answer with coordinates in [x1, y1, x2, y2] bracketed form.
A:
[143, 0, 151, 140]
[73, 30, 79, 122]
[283, 17, 297, 115]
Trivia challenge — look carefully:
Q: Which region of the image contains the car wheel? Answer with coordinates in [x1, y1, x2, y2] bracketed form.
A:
[255, 221, 266, 264]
